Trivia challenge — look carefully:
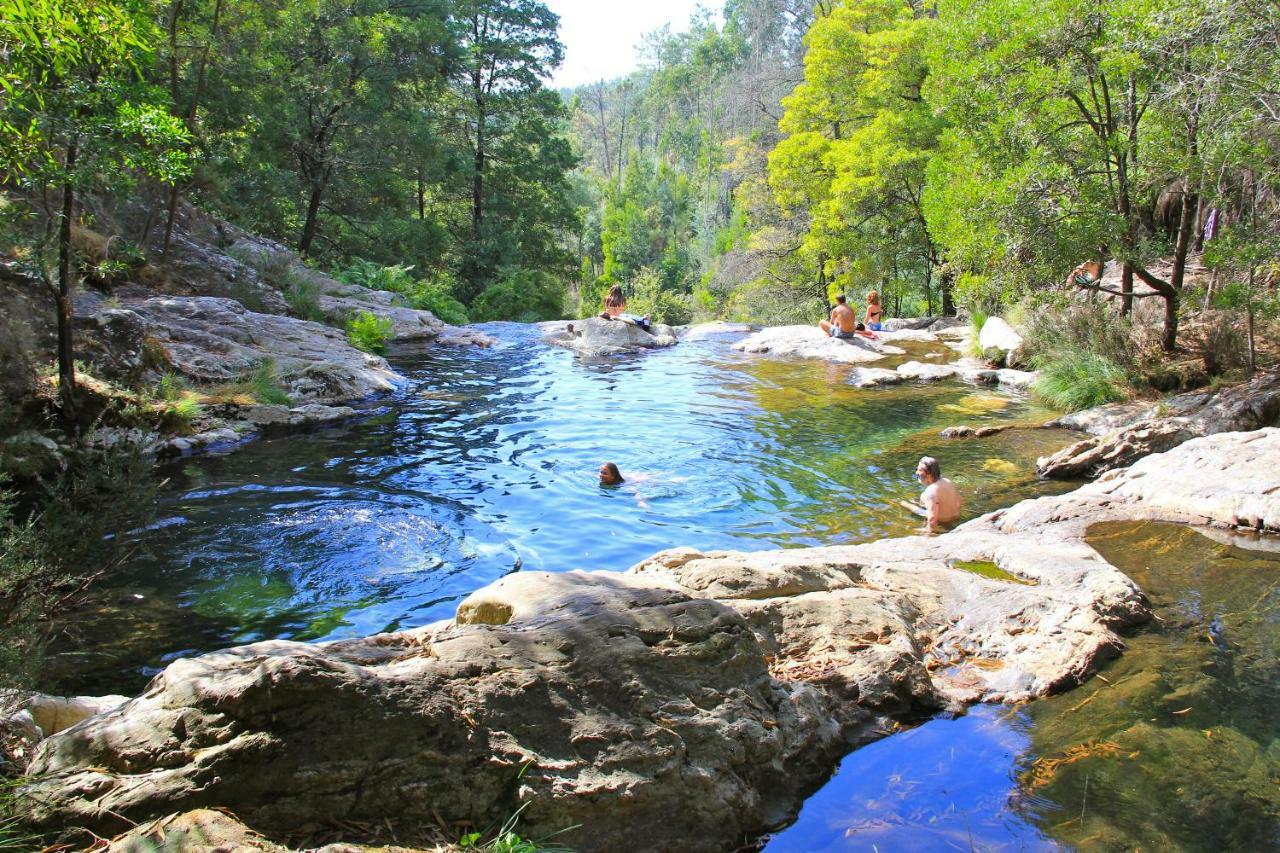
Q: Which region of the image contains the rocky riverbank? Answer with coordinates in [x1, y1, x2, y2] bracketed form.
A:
[0, 205, 494, 471]
[18, 428, 1280, 852]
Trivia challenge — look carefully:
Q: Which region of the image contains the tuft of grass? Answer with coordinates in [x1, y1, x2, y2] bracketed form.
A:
[248, 360, 291, 405]
[160, 393, 203, 433]
[155, 371, 187, 402]
[283, 269, 326, 323]
[347, 310, 393, 355]
[458, 802, 576, 853]
[1032, 351, 1130, 411]
[967, 308, 989, 358]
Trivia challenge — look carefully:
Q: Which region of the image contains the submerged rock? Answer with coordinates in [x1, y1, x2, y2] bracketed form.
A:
[545, 316, 677, 356]
[1038, 369, 1280, 478]
[734, 325, 905, 364]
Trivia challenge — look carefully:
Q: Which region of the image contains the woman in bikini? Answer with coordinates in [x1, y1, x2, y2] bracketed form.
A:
[864, 291, 885, 332]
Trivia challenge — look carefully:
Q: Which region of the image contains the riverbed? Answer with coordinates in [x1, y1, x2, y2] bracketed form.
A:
[43, 323, 1277, 851]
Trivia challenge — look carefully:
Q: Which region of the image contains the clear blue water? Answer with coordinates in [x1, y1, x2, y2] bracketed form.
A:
[44, 321, 1144, 850]
[48, 323, 1074, 697]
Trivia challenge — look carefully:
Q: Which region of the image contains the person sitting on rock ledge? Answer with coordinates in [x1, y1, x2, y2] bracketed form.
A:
[864, 290, 887, 332]
[600, 285, 652, 332]
[819, 294, 879, 341]
[819, 294, 859, 339]
[901, 455, 962, 532]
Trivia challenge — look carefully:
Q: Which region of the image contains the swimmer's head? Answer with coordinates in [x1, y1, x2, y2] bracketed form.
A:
[599, 462, 624, 485]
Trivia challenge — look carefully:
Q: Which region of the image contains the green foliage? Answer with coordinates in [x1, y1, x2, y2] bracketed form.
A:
[470, 269, 564, 323]
[283, 272, 325, 323]
[457, 801, 575, 853]
[625, 267, 693, 327]
[346, 310, 393, 354]
[1024, 302, 1138, 410]
[248, 360, 291, 406]
[337, 259, 471, 325]
[1032, 352, 1131, 411]
[0, 449, 156, 696]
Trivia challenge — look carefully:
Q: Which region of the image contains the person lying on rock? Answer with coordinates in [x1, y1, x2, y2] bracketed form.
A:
[600, 285, 653, 332]
[819, 293, 859, 339]
[900, 455, 963, 532]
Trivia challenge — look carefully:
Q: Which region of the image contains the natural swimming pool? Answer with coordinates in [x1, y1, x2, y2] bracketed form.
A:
[43, 324, 1275, 850]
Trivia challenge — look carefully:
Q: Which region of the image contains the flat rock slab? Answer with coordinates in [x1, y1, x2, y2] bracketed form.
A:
[896, 361, 958, 381]
[734, 325, 904, 363]
[117, 296, 404, 404]
[681, 321, 754, 341]
[545, 317, 677, 356]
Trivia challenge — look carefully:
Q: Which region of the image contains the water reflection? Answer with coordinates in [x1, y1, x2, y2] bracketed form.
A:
[765, 521, 1280, 851]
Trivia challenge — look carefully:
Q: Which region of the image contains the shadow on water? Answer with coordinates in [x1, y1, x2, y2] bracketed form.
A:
[763, 521, 1280, 852]
[44, 325, 1074, 698]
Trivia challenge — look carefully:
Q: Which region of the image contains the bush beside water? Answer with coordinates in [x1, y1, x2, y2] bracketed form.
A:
[347, 311, 393, 354]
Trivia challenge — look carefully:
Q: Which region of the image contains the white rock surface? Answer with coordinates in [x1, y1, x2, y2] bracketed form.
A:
[545, 317, 678, 356]
[978, 317, 1024, 360]
[734, 325, 904, 363]
[896, 361, 959, 381]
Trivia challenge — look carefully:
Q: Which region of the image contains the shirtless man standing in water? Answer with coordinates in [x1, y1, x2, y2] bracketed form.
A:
[902, 455, 962, 531]
[819, 294, 858, 339]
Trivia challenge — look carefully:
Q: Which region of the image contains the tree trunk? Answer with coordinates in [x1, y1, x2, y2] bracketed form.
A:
[940, 266, 955, 317]
[1121, 261, 1133, 316]
[416, 168, 425, 220]
[57, 141, 79, 419]
[1161, 287, 1179, 352]
[298, 179, 325, 257]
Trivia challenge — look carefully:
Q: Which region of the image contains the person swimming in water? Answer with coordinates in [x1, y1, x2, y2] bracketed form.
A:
[599, 462, 624, 485]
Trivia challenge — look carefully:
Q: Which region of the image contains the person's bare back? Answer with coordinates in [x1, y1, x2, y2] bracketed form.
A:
[819, 294, 858, 338]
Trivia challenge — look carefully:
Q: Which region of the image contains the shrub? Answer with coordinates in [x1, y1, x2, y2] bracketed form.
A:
[0, 449, 155, 697]
[160, 393, 203, 433]
[337, 259, 470, 324]
[626, 267, 693, 326]
[407, 279, 470, 325]
[966, 307, 989, 358]
[1199, 313, 1248, 378]
[1032, 351, 1130, 411]
[471, 269, 564, 323]
[347, 310, 393, 354]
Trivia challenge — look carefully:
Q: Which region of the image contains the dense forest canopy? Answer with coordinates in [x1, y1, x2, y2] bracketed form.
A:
[1, 0, 1278, 361]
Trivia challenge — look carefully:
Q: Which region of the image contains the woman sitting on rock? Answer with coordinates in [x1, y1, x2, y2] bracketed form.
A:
[600, 285, 652, 332]
[864, 290, 885, 332]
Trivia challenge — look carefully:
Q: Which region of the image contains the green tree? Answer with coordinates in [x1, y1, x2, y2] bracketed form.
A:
[767, 0, 948, 315]
[0, 0, 189, 416]
[448, 0, 572, 302]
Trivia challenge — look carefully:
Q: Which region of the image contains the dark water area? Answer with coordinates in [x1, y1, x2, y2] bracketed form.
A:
[765, 521, 1280, 852]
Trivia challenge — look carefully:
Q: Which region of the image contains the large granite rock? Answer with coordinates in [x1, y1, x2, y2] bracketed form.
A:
[733, 325, 905, 363]
[95, 296, 403, 405]
[545, 317, 677, 356]
[1038, 369, 1280, 478]
[977, 317, 1026, 367]
[24, 430, 1280, 852]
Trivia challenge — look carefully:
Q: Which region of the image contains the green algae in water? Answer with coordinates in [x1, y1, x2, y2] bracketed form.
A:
[947, 557, 1037, 584]
[1018, 520, 1280, 851]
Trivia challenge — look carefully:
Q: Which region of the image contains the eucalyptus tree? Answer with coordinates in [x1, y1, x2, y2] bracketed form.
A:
[766, 0, 946, 312]
[446, 0, 569, 300]
[0, 0, 189, 416]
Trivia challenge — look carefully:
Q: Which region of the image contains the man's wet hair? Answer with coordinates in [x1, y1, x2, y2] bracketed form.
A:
[917, 456, 941, 479]
[835, 294, 847, 304]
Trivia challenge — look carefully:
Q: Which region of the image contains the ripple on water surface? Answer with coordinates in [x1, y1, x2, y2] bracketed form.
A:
[47, 324, 1075, 696]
